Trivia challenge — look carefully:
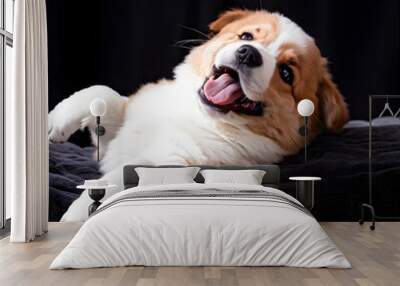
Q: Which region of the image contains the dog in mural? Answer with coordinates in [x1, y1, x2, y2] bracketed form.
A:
[49, 9, 349, 221]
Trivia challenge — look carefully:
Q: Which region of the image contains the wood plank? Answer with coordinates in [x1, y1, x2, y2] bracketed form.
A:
[0, 222, 399, 286]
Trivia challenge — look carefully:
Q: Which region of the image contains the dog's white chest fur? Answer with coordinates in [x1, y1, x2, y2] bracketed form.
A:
[50, 64, 285, 222]
[101, 63, 284, 173]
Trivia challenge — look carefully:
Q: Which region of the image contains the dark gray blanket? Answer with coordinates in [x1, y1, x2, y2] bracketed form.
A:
[49, 124, 400, 221]
[280, 124, 400, 220]
[49, 142, 101, 221]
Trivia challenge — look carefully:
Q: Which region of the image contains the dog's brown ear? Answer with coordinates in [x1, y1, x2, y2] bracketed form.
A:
[317, 60, 349, 132]
[209, 9, 250, 34]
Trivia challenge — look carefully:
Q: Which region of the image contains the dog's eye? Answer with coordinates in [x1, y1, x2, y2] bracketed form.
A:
[278, 64, 294, 85]
[239, 32, 254, 41]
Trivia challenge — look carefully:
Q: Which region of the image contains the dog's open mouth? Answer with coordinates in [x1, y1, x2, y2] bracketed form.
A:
[199, 66, 264, 116]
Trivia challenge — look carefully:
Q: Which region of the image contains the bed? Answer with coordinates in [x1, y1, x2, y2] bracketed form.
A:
[50, 165, 350, 269]
[49, 120, 400, 222]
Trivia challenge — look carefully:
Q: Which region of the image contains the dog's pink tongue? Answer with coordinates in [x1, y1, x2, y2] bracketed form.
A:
[204, 73, 242, 105]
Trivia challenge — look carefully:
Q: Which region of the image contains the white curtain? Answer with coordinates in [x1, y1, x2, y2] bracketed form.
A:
[8, 0, 49, 242]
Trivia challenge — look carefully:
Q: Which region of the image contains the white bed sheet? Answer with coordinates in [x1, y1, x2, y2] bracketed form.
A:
[50, 183, 350, 269]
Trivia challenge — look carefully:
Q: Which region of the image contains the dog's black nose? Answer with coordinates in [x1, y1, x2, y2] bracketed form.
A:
[235, 45, 263, 67]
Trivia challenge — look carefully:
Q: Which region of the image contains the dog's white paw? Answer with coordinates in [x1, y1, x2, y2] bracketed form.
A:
[48, 85, 125, 144]
[48, 108, 81, 143]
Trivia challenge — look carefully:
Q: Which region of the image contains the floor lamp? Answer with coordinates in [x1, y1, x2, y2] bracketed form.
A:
[89, 99, 107, 162]
[297, 99, 315, 163]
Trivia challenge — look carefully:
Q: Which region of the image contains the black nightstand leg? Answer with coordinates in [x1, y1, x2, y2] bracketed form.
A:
[296, 181, 315, 210]
[88, 188, 106, 216]
[88, 201, 102, 216]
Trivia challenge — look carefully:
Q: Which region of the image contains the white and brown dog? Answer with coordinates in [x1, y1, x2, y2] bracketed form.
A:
[49, 9, 348, 221]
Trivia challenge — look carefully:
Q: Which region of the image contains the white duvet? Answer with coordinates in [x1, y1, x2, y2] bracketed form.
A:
[50, 183, 350, 269]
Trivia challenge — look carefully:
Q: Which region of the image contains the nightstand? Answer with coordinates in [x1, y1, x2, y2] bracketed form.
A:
[77, 180, 117, 216]
[289, 177, 321, 210]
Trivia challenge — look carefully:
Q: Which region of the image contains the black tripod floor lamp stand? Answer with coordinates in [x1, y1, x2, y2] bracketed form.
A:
[87, 99, 107, 215]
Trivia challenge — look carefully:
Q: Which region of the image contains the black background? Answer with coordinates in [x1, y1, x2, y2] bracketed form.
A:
[46, 0, 400, 145]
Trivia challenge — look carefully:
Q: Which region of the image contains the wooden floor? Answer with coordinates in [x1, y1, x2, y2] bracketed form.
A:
[0, 222, 399, 286]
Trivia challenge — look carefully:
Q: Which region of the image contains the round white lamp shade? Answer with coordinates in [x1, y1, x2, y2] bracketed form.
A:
[90, 99, 107, 117]
[297, 99, 315, 117]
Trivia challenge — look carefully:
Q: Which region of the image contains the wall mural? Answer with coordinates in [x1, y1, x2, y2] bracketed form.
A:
[47, 3, 400, 222]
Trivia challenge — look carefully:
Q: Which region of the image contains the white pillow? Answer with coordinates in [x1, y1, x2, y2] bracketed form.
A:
[135, 167, 200, 186]
[200, 169, 266, 185]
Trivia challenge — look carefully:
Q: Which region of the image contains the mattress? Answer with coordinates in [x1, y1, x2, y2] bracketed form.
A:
[50, 183, 351, 269]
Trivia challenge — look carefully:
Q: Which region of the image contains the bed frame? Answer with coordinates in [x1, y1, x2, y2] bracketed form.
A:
[123, 165, 280, 189]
